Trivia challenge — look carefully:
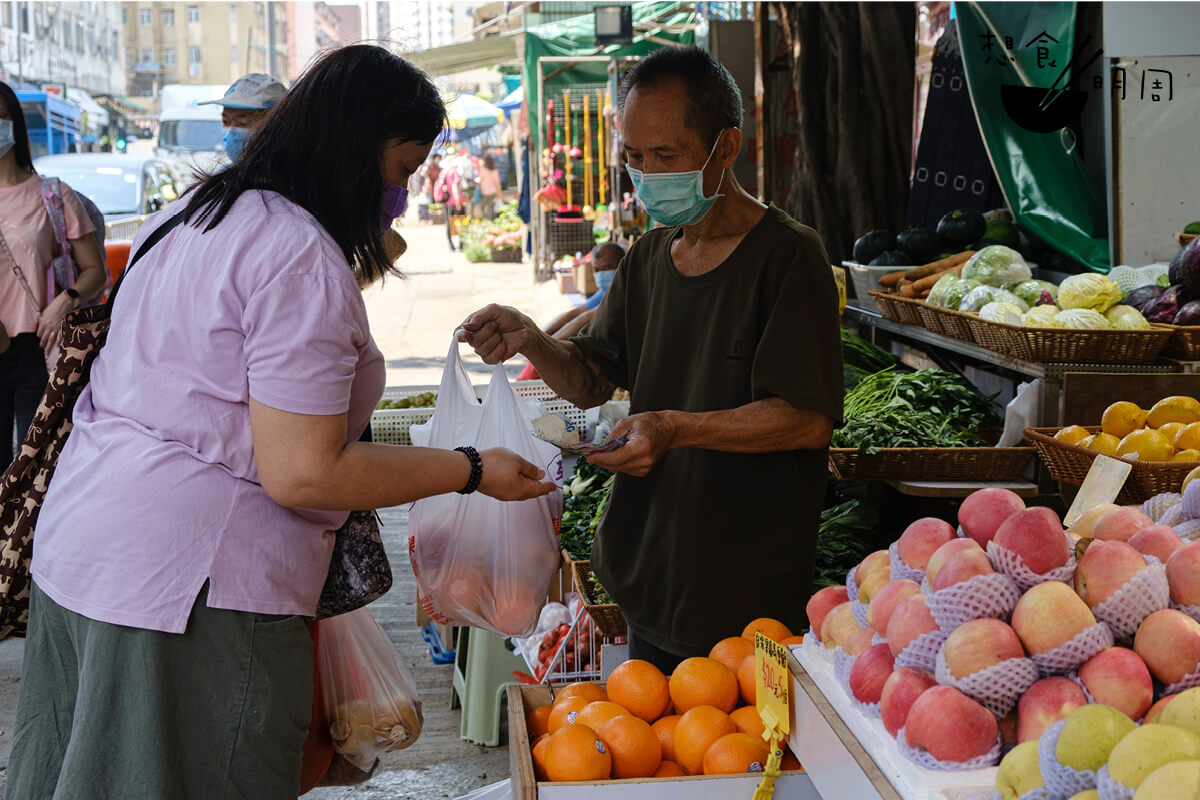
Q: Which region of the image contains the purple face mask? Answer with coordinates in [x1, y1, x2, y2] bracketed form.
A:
[381, 180, 409, 231]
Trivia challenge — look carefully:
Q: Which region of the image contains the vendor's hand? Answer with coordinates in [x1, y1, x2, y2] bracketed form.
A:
[585, 412, 677, 477]
[36, 293, 73, 356]
[477, 447, 557, 501]
[459, 304, 533, 364]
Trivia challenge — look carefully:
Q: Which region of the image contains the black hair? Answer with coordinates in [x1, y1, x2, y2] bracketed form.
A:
[591, 242, 625, 266]
[185, 45, 446, 284]
[618, 46, 743, 149]
[0, 81, 36, 174]
[482, 154, 495, 170]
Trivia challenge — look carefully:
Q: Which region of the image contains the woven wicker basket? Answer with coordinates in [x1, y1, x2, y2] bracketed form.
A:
[1160, 325, 1200, 360]
[966, 317, 1174, 364]
[918, 303, 977, 342]
[571, 561, 627, 639]
[1025, 426, 1200, 504]
[828, 444, 1036, 482]
[868, 291, 924, 326]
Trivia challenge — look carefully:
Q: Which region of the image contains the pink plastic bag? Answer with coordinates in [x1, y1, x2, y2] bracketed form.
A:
[408, 337, 564, 637]
[316, 607, 424, 773]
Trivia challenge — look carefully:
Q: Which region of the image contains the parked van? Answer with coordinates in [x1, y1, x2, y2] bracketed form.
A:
[155, 84, 227, 185]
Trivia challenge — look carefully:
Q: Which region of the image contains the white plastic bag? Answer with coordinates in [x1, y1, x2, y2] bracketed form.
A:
[317, 607, 424, 773]
[408, 337, 564, 637]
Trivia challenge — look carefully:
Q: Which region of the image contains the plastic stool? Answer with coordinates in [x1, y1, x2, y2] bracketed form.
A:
[450, 626, 527, 746]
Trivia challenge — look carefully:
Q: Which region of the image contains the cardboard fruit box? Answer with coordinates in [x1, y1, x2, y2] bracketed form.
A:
[508, 683, 816, 799]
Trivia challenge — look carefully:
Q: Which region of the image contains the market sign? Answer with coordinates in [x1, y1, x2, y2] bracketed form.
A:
[751, 632, 790, 798]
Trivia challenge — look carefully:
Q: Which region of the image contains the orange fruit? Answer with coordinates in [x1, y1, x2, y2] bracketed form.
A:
[574, 701, 631, 733]
[781, 745, 803, 771]
[741, 617, 793, 645]
[1054, 424, 1091, 446]
[668, 657, 739, 714]
[527, 705, 552, 739]
[599, 714, 662, 779]
[651, 714, 680, 762]
[531, 733, 550, 780]
[674, 705, 736, 775]
[736, 653, 757, 706]
[709, 637, 755, 675]
[780, 635, 806, 647]
[547, 696, 590, 733]
[1102, 401, 1149, 438]
[730, 705, 765, 738]
[702, 732, 770, 775]
[606, 659, 671, 722]
[1116, 428, 1174, 461]
[554, 682, 607, 707]
[544, 723, 612, 782]
[653, 760, 687, 777]
[1177, 422, 1200, 452]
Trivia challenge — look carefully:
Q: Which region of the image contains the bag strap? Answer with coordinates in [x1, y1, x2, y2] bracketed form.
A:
[40, 177, 73, 261]
[0, 227, 42, 315]
[105, 212, 187, 310]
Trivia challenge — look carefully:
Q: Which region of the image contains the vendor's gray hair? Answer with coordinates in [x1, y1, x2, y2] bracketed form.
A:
[618, 45, 743, 149]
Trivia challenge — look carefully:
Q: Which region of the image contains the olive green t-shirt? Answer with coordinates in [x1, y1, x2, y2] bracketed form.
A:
[572, 204, 844, 656]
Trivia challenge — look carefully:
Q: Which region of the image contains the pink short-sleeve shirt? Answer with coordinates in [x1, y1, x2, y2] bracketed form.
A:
[33, 191, 385, 633]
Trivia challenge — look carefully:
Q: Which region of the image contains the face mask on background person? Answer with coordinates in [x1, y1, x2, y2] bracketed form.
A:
[381, 181, 409, 232]
[595, 268, 616, 294]
[0, 120, 14, 158]
[624, 130, 727, 227]
[222, 126, 250, 161]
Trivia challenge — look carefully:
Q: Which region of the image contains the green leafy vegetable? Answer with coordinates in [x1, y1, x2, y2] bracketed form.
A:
[587, 573, 614, 604]
[841, 329, 901, 374]
[814, 499, 878, 589]
[560, 459, 615, 560]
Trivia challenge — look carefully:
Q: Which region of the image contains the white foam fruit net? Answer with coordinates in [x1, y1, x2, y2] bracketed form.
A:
[1095, 764, 1136, 800]
[1183, 480, 1200, 520]
[837, 662, 882, 719]
[928, 572, 1022, 631]
[833, 647, 858, 686]
[987, 536, 1076, 593]
[851, 600, 870, 628]
[802, 630, 836, 665]
[846, 568, 859, 603]
[895, 727, 1002, 771]
[888, 540, 927, 583]
[1030, 622, 1115, 677]
[894, 629, 947, 672]
[934, 649, 1039, 718]
[1091, 559, 1170, 640]
[1163, 658, 1200, 696]
[1173, 602, 1200, 625]
[1065, 671, 1096, 704]
[1142, 492, 1182, 524]
[1037, 719, 1098, 798]
[1176, 518, 1200, 542]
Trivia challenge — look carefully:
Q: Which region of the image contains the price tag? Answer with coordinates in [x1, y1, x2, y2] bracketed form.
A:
[831, 266, 847, 315]
[752, 632, 790, 800]
[1064, 454, 1132, 528]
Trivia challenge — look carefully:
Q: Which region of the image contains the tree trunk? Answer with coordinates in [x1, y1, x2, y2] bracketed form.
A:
[770, 2, 916, 265]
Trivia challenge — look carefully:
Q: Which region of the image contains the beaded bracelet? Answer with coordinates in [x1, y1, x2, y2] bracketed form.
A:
[454, 446, 483, 494]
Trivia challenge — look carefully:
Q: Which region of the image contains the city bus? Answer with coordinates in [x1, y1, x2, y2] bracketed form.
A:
[17, 91, 82, 157]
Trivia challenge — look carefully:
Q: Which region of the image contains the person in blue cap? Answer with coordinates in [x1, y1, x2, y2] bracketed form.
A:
[200, 73, 287, 161]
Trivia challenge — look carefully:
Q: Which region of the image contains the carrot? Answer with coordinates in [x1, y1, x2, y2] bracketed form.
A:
[901, 264, 964, 298]
[905, 250, 975, 281]
[878, 269, 910, 288]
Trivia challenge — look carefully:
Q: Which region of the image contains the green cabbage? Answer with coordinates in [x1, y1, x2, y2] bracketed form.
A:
[1138, 264, 1169, 289]
[1053, 308, 1111, 329]
[961, 245, 1032, 287]
[1105, 304, 1151, 330]
[1058, 273, 1123, 313]
[1012, 279, 1059, 307]
[927, 273, 963, 308]
[1022, 305, 1061, 327]
[980, 302, 1025, 325]
[959, 285, 1030, 313]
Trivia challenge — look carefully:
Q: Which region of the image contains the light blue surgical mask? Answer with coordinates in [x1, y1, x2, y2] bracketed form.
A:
[0, 120, 14, 158]
[595, 268, 615, 294]
[625, 132, 726, 227]
[222, 126, 250, 161]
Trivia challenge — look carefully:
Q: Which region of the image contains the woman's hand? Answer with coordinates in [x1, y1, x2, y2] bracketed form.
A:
[36, 292, 73, 356]
[477, 447, 557, 501]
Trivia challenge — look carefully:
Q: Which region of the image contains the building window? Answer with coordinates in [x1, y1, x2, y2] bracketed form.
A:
[231, 45, 238, 63]
[76, 21, 84, 52]
[139, 47, 154, 64]
[112, 31, 120, 56]
[162, 8, 174, 26]
[230, 5, 237, 24]
[139, 7, 151, 26]
[61, 15, 71, 47]
[163, 48, 176, 67]
[187, 5, 200, 24]
[122, 8, 127, 25]
[189, 46, 202, 64]
[1, 4, 10, 29]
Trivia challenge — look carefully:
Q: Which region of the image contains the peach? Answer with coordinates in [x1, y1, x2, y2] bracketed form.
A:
[896, 518, 956, 570]
[1075, 540, 1147, 608]
[880, 667, 937, 737]
[958, 487, 1026, 547]
[1068, 503, 1119, 538]
[866, 579, 922, 635]
[886, 594, 938, 657]
[1017, 677, 1088, 743]
[925, 538, 983, 586]
[857, 567, 892, 604]
[819, 602, 859, 650]
[848, 643, 895, 705]
[805, 586, 850, 642]
[1078, 647, 1154, 721]
[992, 506, 1070, 574]
[855, 550, 890, 586]
[1167, 542, 1200, 606]
[941, 618, 1026, 679]
[931, 547, 994, 592]
[904, 685, 999, 762]
[1145, 694, 1177, 724]
[1092, 506, 1155, 542]
[1134, 608, 1200, 685]
[1011, 581, 1097, 655]
[842, 626, 877, 656]
[1128, 525, 1185, 563]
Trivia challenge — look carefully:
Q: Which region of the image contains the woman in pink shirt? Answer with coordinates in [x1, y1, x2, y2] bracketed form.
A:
[477, 154, 503, 220]
[8, 47, 554, 800]
[0, 82, 106, 465]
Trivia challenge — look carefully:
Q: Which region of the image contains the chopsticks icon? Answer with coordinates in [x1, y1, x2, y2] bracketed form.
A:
[1038, 34, 1104, 111]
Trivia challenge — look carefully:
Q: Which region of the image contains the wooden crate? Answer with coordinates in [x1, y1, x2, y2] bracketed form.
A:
[508, 684, 815, 799]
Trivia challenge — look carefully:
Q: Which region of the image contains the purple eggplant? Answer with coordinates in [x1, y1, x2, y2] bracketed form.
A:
[1144, 285, 1192, 323]
[1175, 300, 1200, 326]
[1124, 285, 1166, 313]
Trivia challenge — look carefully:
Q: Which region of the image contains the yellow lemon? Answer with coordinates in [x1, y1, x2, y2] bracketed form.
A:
[1054, 425, 1092, 446]
[1117, 429, 1175, 461]
[1175, 449, 1200, 462]
[1177, 422, 1200, 452]
[1185, 466, 1200, 495]
[1147, 396, 1200, 429]
[1102, 401, 1149, 439]
[1159, 421, 1189, 444]
[1082, 432, 1121, 456]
